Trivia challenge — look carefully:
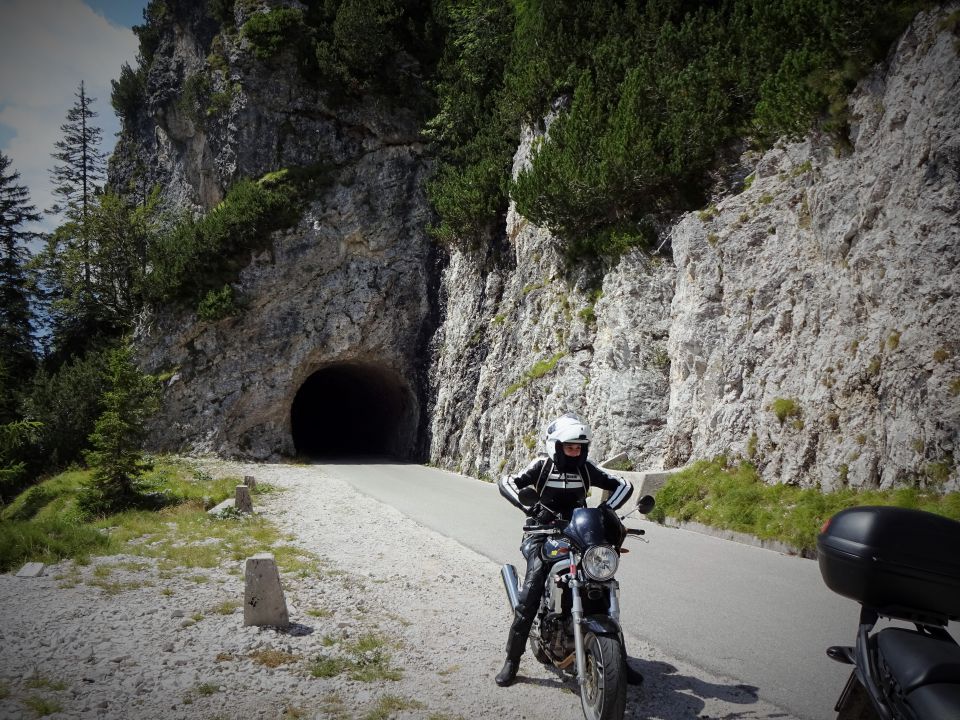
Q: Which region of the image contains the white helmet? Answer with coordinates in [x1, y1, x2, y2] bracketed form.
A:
[544, 412, 591, 469]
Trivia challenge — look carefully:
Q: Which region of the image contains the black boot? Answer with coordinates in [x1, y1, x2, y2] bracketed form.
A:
[495, 658, 520, 687]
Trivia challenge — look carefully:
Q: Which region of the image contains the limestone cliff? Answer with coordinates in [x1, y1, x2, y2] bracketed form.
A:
[428, 6, 959, 490]
[125, 0, 437, 459]
[126, 3, 959, 491]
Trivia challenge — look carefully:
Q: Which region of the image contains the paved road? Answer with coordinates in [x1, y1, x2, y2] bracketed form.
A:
[316, 460, 953, 720]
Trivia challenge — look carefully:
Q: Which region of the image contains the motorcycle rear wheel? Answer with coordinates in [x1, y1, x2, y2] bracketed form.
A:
[579, 632, 627, 720]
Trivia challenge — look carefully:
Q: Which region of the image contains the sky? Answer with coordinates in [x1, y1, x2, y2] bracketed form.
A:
[0, 0, 148, 234]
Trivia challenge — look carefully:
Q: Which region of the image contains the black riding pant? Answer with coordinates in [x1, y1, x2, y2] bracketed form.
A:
[504, 534, 550, 660]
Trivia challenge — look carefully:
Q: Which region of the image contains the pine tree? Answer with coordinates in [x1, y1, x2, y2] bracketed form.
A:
[40, 81, 107, 360]
[81, 344, 159, 515]
[49, 81, 105, 231]
[0, 152, 40, 415]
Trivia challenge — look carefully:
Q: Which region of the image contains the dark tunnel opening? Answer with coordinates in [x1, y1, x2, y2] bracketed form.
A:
[290, 363, 412, 459]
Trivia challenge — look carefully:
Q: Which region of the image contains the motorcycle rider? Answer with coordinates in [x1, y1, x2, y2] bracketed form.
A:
[495, 412, 641, 687]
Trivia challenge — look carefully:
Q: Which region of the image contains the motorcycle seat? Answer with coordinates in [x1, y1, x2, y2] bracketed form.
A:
[904, 683, 960, 720]
[875, 628, 960, 692]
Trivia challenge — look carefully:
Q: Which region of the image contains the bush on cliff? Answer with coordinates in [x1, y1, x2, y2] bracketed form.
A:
[427, 0, 928, 259]
[145, 172, 301, 309]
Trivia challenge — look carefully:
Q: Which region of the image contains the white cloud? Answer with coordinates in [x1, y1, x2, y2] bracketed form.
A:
[0, 0, 138, 231]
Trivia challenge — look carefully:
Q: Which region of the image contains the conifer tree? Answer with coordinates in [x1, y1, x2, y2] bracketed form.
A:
[81, 344, 159, 514]
[0, 152, 40, 413]
[40, 81, 107, 360]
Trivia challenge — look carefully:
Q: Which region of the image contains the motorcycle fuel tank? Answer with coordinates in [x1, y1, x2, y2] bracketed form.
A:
[817, 506, 960, 623]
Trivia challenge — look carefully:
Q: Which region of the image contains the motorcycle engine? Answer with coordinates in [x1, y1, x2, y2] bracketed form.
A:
[541, 613, 572, 659]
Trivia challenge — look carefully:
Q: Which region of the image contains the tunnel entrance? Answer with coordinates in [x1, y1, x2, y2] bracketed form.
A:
[290, 363, 413, 459]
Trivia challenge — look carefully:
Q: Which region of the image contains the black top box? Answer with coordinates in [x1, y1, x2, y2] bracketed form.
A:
[817, 506, 960, 623]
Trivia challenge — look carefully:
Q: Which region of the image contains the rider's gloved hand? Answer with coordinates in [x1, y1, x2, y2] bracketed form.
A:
[535, 504, 556, 524]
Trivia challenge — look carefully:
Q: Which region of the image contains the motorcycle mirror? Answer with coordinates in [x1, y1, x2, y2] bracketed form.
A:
[636, 495, 656, 515]
[517, 487, 539, 505]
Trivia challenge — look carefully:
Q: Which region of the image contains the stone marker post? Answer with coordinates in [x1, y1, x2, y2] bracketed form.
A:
[16, 562, 45, 578]
[243, 475, 257, 490]
[244, 553, 290, 628]
[235, 484, 253, 513]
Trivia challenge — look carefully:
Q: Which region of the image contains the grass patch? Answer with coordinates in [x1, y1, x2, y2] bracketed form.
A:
[363, 695, 424, 720]
[24, 675, 67, 691]
[212, 600, 241, 615]
[652, 457, 960, 553]
[310, 656, 352, 678]
[249, 649, 300, 668]
[0, 518, 112, 573]
[23, 695, 62, 717]
[310, 633, 402, 682]
[503, 352, 567, 397]
[0, 459, 306, 575]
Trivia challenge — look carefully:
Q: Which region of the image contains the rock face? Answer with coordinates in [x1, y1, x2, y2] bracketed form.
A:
[428, 7, 959, 490]
[129, 2, 436, 460]
[427, 121, 675, 478]
[664, 8, 960, 490]
[130, 4, 958, 490]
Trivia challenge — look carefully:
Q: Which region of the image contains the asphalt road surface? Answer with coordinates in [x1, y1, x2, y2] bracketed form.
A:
[316, 460, 955, 720]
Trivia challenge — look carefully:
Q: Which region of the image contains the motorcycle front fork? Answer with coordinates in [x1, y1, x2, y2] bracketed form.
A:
[570, 576, 588, 685]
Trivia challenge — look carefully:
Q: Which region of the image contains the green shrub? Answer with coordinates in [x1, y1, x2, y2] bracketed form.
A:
[177, 73, 212, 124]
[145, 170, 313, 307]
[19, 350, 111, 472]
[771, 397, 801, 424]
[197, 285, 238, 322]
[241, 7, 311, 60]
[110, 62, 145, 127]
[503, 352, 566, 397]
[133, 1, 171, 70]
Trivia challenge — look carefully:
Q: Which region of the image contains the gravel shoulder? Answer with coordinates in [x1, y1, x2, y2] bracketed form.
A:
[0, 461, 800, 719]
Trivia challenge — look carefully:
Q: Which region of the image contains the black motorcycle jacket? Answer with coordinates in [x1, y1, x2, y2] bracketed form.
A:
[498, 457, 633, 521]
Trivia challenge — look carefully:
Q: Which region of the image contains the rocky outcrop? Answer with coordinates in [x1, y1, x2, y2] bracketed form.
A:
[428, 124, 675, 478]
[130, 2, 436, 459]
[428, 6, 959, 490]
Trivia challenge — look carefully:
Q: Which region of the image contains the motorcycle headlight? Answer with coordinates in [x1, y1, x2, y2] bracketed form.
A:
[582, 545, 619, 581]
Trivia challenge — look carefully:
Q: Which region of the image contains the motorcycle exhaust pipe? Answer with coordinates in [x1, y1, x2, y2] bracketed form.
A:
[501, 564, 521, 611]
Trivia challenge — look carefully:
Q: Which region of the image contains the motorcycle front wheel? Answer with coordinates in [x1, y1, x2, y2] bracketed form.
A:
[579, 632, 627, 720]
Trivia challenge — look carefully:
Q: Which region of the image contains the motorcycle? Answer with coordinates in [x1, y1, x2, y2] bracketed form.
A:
[817, 505, 960, 719]
[501, 488, 656, 720]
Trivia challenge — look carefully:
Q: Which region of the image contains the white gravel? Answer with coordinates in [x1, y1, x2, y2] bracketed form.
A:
[0, 461, 799, 719]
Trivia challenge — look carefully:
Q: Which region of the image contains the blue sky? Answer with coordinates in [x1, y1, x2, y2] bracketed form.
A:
[0, 0, 148, 232]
